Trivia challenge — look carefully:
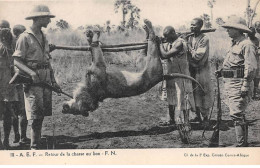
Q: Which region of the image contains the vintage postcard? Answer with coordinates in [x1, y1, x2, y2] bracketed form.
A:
[0, 0, 260, 165]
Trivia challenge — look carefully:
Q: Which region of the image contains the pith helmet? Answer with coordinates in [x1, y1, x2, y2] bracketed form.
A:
[222, 16, 251, 33]
[25, 5, 55, 20]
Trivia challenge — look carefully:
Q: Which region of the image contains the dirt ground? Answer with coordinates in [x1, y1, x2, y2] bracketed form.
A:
[1, 65, 260, 150]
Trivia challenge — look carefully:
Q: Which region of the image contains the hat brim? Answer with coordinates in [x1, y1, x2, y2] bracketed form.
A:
[25, 13, 55, 20]
[222, 23, 251, 33]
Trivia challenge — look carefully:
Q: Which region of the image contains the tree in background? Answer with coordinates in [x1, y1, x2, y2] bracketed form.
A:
[215, 17, 225, 25]
[77, 26, 85, 31]
[56, 19, 70, 30]
[114, 0, 141, 29]
[200, 14, 212, 28]
[207, 0, 216, 27]
[245, 0, 260, 27]
[178, 25, 189, 32]
[94, 24, 104, 32]
[114, 0, 131, 28]
[127, 6, 140, 29]
[47, 27, 59, 33]
[85, 25, 93, 30]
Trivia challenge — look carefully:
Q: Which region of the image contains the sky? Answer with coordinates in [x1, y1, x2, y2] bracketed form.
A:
[0, 0, 259, 30]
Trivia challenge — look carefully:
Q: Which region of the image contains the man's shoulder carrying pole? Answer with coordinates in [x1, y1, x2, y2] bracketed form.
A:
[179, 28, 216, 37]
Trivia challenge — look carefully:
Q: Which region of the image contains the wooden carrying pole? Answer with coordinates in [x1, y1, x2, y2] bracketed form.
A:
[54, 45, 91, 51]
[54, 45, 147, 52]
[179, 28, 216, 36]
[54, 28, 216, 52]
[103, 42, 148, 48]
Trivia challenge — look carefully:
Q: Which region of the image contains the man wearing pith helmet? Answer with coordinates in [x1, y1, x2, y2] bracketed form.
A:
[216, 16, 257, 147]
[12, 4, 61, 150]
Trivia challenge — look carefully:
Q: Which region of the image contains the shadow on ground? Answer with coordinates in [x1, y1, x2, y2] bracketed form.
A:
[7, 119, 259, 150]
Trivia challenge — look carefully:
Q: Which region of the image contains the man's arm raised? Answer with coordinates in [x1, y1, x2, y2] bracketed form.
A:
[159, 41, 183, 59]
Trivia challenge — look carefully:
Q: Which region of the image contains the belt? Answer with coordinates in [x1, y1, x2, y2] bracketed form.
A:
[27, 62, 50, 70]
[36, 63, 49, 69]
[222, 68, 244, 78]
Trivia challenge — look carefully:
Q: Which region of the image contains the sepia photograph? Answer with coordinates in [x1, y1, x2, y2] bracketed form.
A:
[0, 0, 260, 165]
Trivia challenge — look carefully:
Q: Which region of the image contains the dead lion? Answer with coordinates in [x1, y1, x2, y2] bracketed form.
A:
[62, 19, 199, 117]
